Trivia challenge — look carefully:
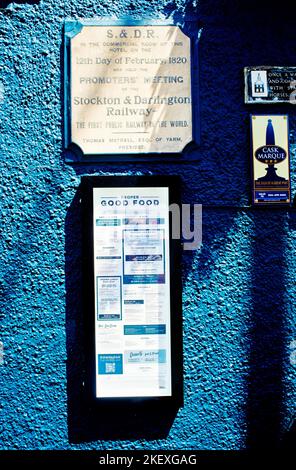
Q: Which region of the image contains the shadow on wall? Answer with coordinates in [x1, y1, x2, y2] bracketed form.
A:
[281, 417, 296, 449]
[64, 186, 179, 442]
[247, 212, 286, 450]
[189, 0, 295, 450]
[62, 0, 296, 446]
[247, 210, 296, 450]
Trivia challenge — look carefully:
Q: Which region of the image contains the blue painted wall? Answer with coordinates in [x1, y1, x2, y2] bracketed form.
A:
[0, 0, 296, 450]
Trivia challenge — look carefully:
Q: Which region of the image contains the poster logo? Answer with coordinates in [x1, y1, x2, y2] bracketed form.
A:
[255, 145, 286, 164]
[251, 70, 268, 97]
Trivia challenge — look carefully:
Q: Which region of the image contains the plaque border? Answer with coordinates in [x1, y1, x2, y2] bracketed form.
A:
[244, 66, 296, 104]
[64, 17, 201, 162]
[81, 175, 183, 410]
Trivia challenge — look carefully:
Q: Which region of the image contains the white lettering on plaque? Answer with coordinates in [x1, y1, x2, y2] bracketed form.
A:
[70, 26, 192, 154]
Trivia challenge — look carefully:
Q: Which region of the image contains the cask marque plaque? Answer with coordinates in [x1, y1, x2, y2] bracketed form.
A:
[250, 115, 291, 205]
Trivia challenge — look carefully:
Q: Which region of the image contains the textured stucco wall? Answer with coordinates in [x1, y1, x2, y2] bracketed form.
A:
[0, 0, 296, 450]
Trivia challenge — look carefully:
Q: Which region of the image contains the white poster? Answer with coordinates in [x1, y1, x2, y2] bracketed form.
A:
[93, 187, 172, 398]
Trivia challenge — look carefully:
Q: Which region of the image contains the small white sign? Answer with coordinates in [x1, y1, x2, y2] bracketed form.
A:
[251, 70, 268, 97]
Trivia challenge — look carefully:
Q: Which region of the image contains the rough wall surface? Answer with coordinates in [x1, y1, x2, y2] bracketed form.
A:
[0, 0, 296, 450]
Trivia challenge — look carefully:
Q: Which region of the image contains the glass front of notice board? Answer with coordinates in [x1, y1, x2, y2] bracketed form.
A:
[82, 176, 183, 404]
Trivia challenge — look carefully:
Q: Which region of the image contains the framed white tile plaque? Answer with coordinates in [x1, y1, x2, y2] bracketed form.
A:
[64, 18, 200, 162]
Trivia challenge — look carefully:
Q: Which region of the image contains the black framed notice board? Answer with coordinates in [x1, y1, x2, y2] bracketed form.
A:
[81, 176, 183, 414]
